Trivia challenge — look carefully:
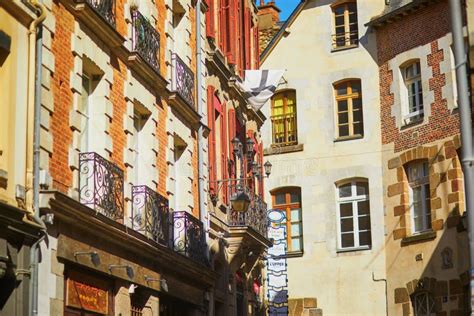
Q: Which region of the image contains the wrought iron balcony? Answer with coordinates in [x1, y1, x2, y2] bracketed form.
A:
[131, 185, 170, 246]
[173, 211, 208, 265]
[79, 152, 124, 221]
[131, 9, 160, 74]
[228, 193, 268, 238]
[171, 53, 195, 108]
[79, 0, 116, 28]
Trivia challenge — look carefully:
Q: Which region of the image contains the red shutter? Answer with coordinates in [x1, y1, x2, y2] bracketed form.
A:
[206, 0, 215, 39]
[220, 102, 228, 203]
[228, 109, 236, 178]
[227, 0, 238, 64]
[219, 0, 226, 51]
[258, 143, 264, 197]
[207, 87, 217, 193]
[253, 25, 259, 69]
[244, 8, 251, 70]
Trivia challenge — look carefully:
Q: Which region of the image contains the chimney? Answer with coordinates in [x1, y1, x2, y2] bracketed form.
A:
[257, 0, 281, 30]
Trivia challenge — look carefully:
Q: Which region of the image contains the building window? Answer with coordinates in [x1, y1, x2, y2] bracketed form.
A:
[271, 90, 297, 146]
[403, 61, 424, 122]
[132, 103, 151, 184]
[336, 180, 371, 250]
[412, 292, 435, 316]
[272, 187, 303, 252]
[334, 80, 363, 139]
[332, 1, 358, 49]
[406, 161, 431, 233]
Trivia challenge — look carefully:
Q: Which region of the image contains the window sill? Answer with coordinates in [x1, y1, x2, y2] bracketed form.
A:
[283, 250, 304, 258]
[264, 143, 304, 156]
[401, 117, 424, 129]
[334, 135, 364, 142]
[331, 44, 359, 53]
[401, 230, 436, 246]
[336, 246, 371, 254]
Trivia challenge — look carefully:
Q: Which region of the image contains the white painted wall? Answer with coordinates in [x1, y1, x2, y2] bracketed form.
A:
[261, 1, 387, 314]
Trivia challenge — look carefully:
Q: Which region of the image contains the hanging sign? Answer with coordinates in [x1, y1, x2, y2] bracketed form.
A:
[267, 209, 289, 315]
[66, 278, 108, 314]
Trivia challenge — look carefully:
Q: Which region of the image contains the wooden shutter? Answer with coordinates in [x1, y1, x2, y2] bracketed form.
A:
[253, 25, 259, 69]
[219, 0, 227, 52]
[220, 102, 228, 203]
[228, 109, 236, 178]
[207, 87, 217, 193]
[206, 0, 215, 39]
[244, 7, 251, 70]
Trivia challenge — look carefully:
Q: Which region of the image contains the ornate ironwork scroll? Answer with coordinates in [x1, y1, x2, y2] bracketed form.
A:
[131, 10, 160, 73]
[172, 211, 208, 265]
[228, 190, 269, 238]
[172, 53, 195, 108]
[79, 152, 124, 220]
[82, 0, 116, 27]
[131, 185, 170, 246]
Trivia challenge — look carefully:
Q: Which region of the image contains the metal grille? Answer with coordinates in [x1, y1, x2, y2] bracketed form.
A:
[131, 10, 160, 73]
[79, 152, 124, 220]
[172, 53, 196, 108]
[227, 188, 268, 238]
[131, 185, 170, 246]
[82, 0, 116, 27]
[172, 211, 208, 265]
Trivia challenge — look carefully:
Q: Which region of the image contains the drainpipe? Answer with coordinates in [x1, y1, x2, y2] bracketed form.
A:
[449, 0, 474, 314]
[27, 0, 47, 315]
[195, 1, 214, 315]
[372, 272, 388, 316]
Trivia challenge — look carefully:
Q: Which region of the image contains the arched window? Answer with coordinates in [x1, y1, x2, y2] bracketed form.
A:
[336, 179, 371, 250]
[402, 60, 424, 122]
[271, 90, 298, 146]
[405, 160, 431, 233]
[271, 187, 303, 252]
[332, 1, 358, 49]
[334, 80, 363, 139]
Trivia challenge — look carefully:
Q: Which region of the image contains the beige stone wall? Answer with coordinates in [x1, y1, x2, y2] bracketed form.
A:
[260, 1, 386, 315]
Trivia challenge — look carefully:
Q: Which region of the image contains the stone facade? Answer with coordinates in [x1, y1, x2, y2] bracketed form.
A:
[371, 1, 471, 315]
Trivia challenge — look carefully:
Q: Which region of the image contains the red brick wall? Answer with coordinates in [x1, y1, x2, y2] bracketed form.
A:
[50, 2, 74, 193]
[376, 1, 460, 153]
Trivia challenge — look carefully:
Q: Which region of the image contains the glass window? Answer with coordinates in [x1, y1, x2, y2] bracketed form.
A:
[271, 188, 303, 252]
[271, 91, 298, 146]
[403, 61, 424, 122]
[412, 292, 435, 316]
[337, 180, 371, 250]
[334, 80, 364, 139]
[332, 2, 358, 49]
[406, 161, 431, 233]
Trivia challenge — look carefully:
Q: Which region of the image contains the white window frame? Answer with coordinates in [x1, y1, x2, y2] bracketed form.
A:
[412, 292, 435, 316]
[407, 161, 432, 234]
[402, 61, 424, 123]
[336, 180, 371, 251]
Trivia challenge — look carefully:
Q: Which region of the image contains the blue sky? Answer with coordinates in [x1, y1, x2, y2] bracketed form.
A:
[274, 0, 300, 21]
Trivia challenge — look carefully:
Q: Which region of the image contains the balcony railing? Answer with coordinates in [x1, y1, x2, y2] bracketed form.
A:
[79, 0, 116, 27]
[173, 211, 208, 265]
[171, 53, 195, 108]
[131, 185, 170, 246]
[332, 31, 358, 49]
[271, 112, 298, 146]
[228, 193, 269, 238]
[79, 152, 124, 220]
[131, 9, 160, 73]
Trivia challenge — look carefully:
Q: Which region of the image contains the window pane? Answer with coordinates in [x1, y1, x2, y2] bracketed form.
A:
[290, 193, 300, 204]
[335, 15, 344, 26]
[291, 237, 302, 251]
[359, 231, 371, 247]
[351, 81, 361, 94]
[338, 112, 349, 124]
[339, 183, 352, 198]
[348, 3, 357, 13]
[291, 223, 302, 236]
[275, 194, 286, 205]
[357, 200, 370, 215]
[354, 122, 363, 135]
[353, 109, 363, 123]
[338, 100, 348, 112]
[336, 84, 347, 96]
[340, 203, 353, 217]
[291, 208, 301, 221]
[341, 233, 354, 248]
[334, 6, 344, 15]
[339, 125, 349, 137]
[414, 215, 424, 232]
[352, 98, 362, 110]
[358, 215, 371, 230]
[340, 218, 353, 233]
[356, 182, 368, 196]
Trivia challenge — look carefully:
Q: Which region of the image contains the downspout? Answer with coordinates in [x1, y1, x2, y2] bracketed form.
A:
[196, 1, 214, 315]
[449, 1, 474, 314]
[27, 1, 47, 315]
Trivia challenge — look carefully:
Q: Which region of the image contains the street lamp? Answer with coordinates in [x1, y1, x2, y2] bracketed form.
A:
[232, 137, 242, 157]
[246, 137, 255, 159]
[264, 161, 272, 177]
[230, 189, 251, 212]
